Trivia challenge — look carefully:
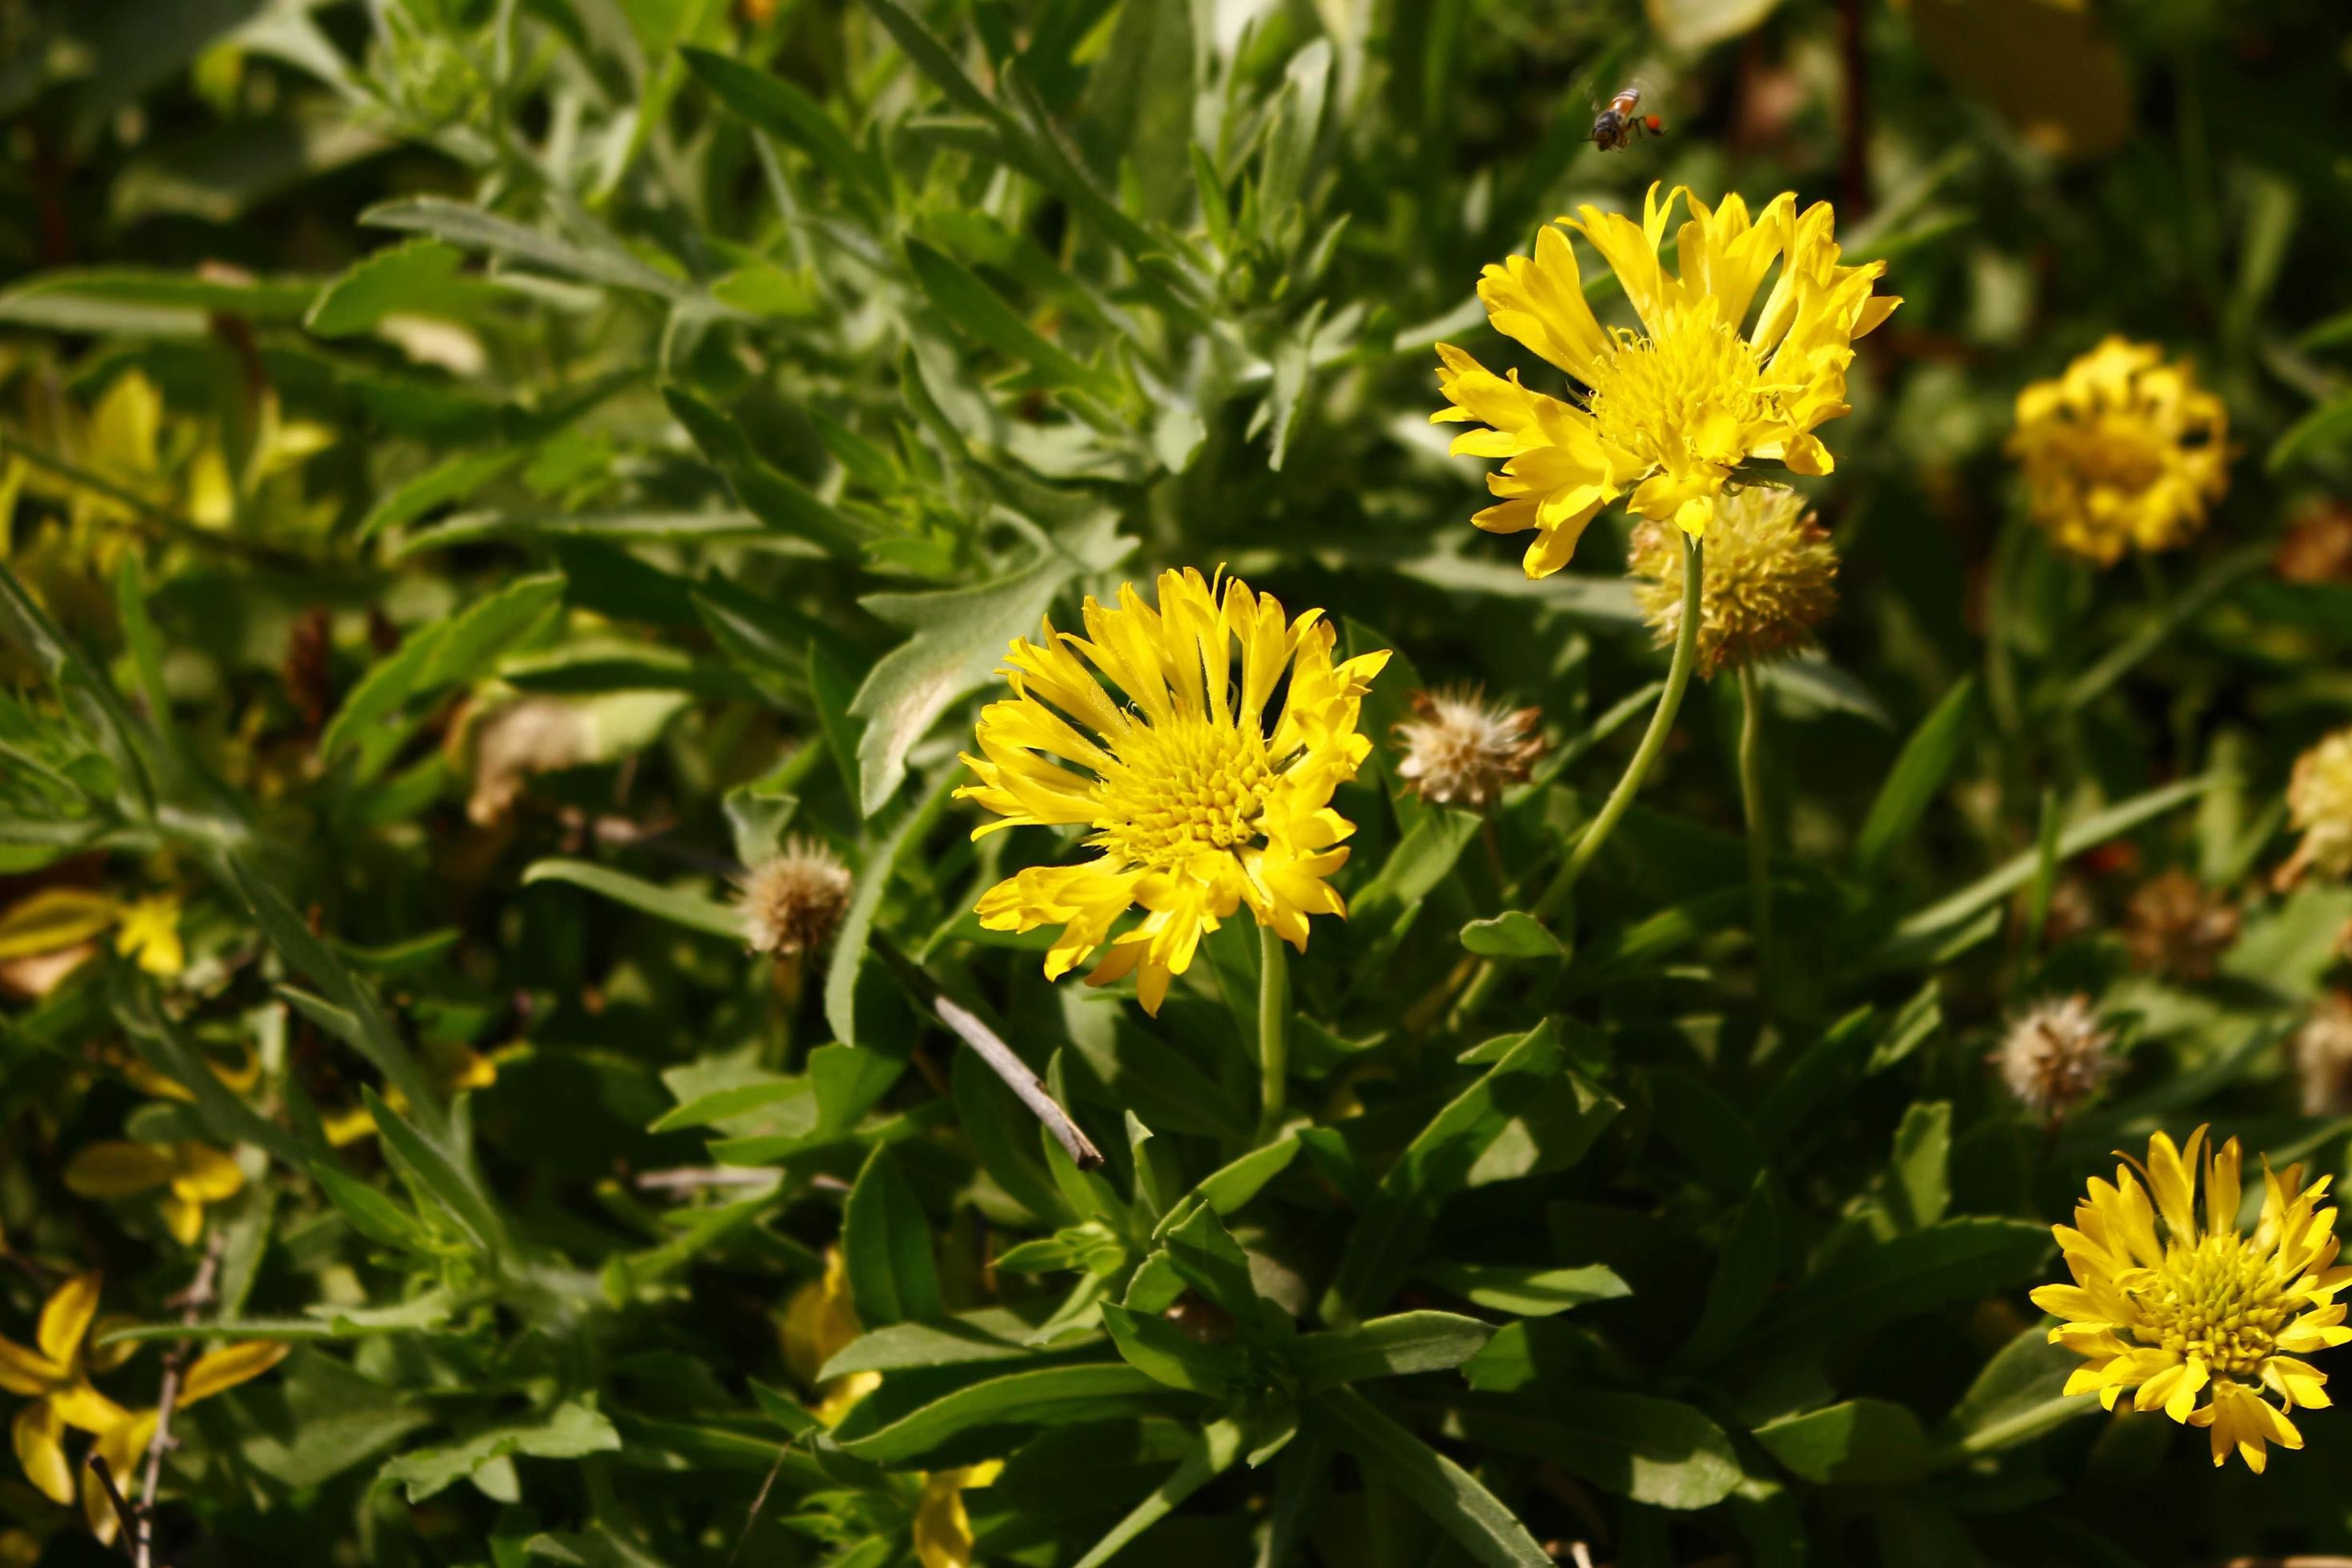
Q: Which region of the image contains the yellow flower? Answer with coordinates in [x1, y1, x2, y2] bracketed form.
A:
[320, 1043, 499, 1148]
[0, 1274, 130, 1505]
[79, 1341, 289, 1544]
[2278, 727, 2352, 890]
[1433, 183, 1897, 578]
[1626, 484, 1839, 677]
[2008, 336, 2229, 566]
[112, 894, 184, 978]
[2031, 1126, 2352, 1471]
[779, 1248, 881, 1427]
[958, 569, 1389, 1015]
[63, 1142, 244, 1246]
[912, 1460, 1003, 1568]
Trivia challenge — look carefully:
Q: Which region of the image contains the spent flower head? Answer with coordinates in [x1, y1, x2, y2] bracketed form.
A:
[2275, 499, 2352, 586]
[2294, 993, 2352, 1117]
[2278, 727, 2352, 890]
[1995, 995, 2118, 1119]
[1627, 484, 1838, 676]
[958, 568, 1388, 1015]
[2009, 336, 2228, 566]
[2122, 870, 2241, 982]
[1394, 687, 1546, 810]
[735, 838, 854, 958]
[1433, 182, 1897, 578]
[2032, 1126, 2351, 1471]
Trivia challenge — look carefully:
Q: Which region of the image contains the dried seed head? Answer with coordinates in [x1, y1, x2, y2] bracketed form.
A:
[1995, 995, 2118, 1118]
[2276, 499, 2352, 586]
[735, 838, 853, 958]
[2278, 727, 2352, 890]
[464, 698, 593, 826]
[1393, 687, 1546, 810]
[2294, 993, 2352, 1116]
[1628, 485, 1838, 678]
[2122, 870, 2241, 982]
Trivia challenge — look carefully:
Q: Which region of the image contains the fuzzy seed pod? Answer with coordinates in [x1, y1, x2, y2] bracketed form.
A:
[2121, 870, 2240, 981]
[2278, 728, 2352, 890]
[1628, 485, 1838, 678]
[1994, 994, 2117, 1118]
[1393, 687, 1546, 810]
[735, 838, 853, 958]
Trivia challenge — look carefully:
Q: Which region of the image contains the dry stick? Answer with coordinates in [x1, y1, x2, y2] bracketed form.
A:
[728, 1440, 795, 1566]
[134, 1230, 227, 1568]
[86, 1454, 141, 1559]
[871, 934, 1105, 1170]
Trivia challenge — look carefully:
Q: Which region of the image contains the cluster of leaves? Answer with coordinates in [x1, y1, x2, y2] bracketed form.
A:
[5, 0, 2352, 1566]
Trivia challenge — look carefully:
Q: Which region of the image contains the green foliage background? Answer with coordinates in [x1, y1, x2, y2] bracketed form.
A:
[4, 0, 2352, 1563]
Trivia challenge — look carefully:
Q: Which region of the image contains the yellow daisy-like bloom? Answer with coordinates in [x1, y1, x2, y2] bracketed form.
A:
[2030, 1126, 2352, 1472]
[63, 1141, 244, 1246]
[2009, 336, 2230, 566]
[1433, 182, 1898, 578]
[0, 1274, 129, 1506]
[958, 569, 1389, 1015]
[79, 1341, 288, 1544]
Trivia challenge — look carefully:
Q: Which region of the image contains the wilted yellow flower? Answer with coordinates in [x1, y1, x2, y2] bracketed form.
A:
[1432, 183, 1897, 578]
[1627, 484, 1838, 676]
[0, 1274, 129, 1505]
[80, 1341, 289, 1543]
[1393, 688, 1546, 810]
[462, 695, 594, 826]
[1994, 994, 2118, 1119]
[0, 887, 182, 981]
[734, 838, 853, 958]
[2278, 727, 2352, 890]
[2032, 1126, 2351, 1472]
[913, 1460, 1004, 1568]
[64, 1141, 243, 1246]
[2009, 337, 2229, 566]
[958, 569, 1388, 1015]
[2275, 499, 2352, 586]
[779, 1247, 880, 1427]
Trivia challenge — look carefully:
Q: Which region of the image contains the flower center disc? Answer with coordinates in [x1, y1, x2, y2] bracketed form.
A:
[1583, 310, 1773, 473]
[2131, 1234, 2298, 1376]
[1090, 716, 1275, 870]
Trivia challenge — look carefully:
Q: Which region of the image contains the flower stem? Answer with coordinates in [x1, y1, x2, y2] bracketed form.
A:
[1737, 662, 1772, 992]
[1258, 923, 1290, 1142]
[1447, 532, 1706, 1027]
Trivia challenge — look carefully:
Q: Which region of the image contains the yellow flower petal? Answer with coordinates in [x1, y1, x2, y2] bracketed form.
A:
[0, 888, 120, 961]
[37, 1273, 102, 1368]
[11, 1398, 72, 1506]
[181, 1341, 290, 1406]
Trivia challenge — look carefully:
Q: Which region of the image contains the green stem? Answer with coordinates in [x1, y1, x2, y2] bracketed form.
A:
[1258, 924, 1290, 1142]
[1446, 532, 1706, 1027]
[1737, 662, 1772, 990]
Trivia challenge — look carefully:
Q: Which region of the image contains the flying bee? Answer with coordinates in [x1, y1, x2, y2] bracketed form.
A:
[1590, 83, 1664, 152]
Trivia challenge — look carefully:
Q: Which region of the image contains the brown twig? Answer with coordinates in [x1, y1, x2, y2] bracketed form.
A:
[633, 1167, 783, 1194]
[870, 933, 1105, 1170]
[86, 1454, 140, 1559]
[134, 1231, 227, 1568]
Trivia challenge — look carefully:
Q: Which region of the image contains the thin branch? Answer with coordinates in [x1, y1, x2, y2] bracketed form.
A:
[634, 1167, 783, 1194]
[86, 1454, 140, 1559]
[728, 1440, 794, 1566]
[870, 933, 1105, 1170]
[134, 1230, 226, 1568]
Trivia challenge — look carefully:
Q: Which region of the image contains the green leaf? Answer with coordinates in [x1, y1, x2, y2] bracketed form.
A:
[1069, 1419, 1246, 1568]
[848, 511, 1129, 816]
[904, 237, 1118, 400]
[830, 1363, 1185, 1464]
[1854, 677, 1978, 879]
[363, 1086, 507, 1259]
[305, 238, 470, 338]
[1678, 1172, 1785, 1367]
[0, 266, 318, 330]
[361, 197, 694, 302]
[1886, 1102, 1952, 1233]
[378, 1402, 621, 1503]
[1152, 1135, 1299, 1238]
[1931, 1324, 2098, 1462]
[1415, 1262, 1630, 1318]
[678, 46, 886, 210]
[1754, 1400, 1931, 1486]
[2271, 390, 2352, 472]
[521, 859, 744, 941]
[320, 574, 565, 766]
[1458, 911, 1566, 960]
[1098, 1302, 1246, 1395]
[1750, 1217, 2051, 1353]
[1445, 1394, 1742, 1510]
[310, 1162, 433, 1255]
[1309, 1386, 1550, 1568]
[819, 1310, 1049, 1378]
[354, 448, 529, 540]
[1291, 1312, 1494, 1392]
[661, 384, 866, 558]
[842, 1145, 943, 1326]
